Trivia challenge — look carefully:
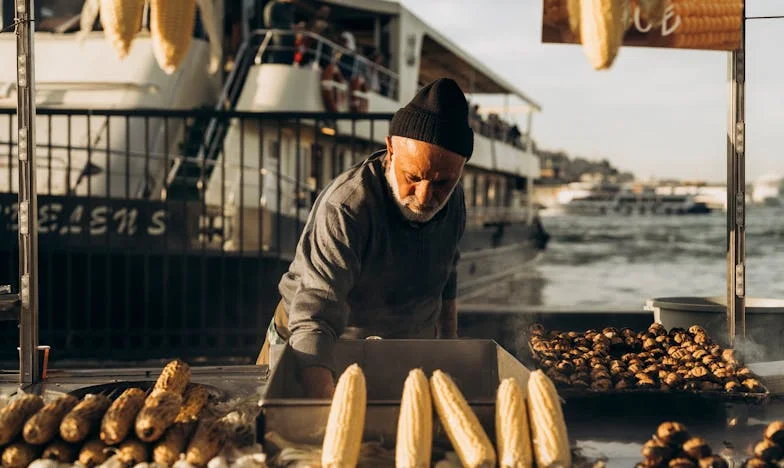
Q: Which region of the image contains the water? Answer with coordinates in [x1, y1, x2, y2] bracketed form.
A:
[477, 206, 784, 310]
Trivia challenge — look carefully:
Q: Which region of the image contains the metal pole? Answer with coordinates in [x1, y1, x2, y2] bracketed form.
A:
[15, 0, 40, 384]
[726, 1, 746, 348]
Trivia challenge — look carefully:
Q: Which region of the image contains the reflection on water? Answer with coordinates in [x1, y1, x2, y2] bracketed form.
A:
[470, 206, 784, 310]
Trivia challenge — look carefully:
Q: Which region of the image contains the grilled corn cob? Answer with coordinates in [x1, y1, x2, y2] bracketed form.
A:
[60, 393, 111, 443]
[136, 390, 183, 442]
[23, 394, 79, 445]
[0, 393, 45, 445]
[670, 0, 742, 49]
[101, 387, 146, 445]
[395, 368, 433, 468]
[117, 438, 149, 465]
[496, 378, 533, 468]
[579, 0, 626, 70]
[1, 442, 40, 468]
[185, 419, 225, 466]
[78, 438, 109, 467]
[321, 363, 367, 468]
[41, 439, 77, 463]
[98, 0, 146, 59]
[153, 422, 194, 466]
[153, 359, 192, 396]
[150, 0, 198, 74]
[174, 384, 209, 424]
[527, 370, 572, 468]
[430, 370, 496, 468]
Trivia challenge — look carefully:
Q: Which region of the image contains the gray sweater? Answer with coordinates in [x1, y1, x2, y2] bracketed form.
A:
[278, 150, 465, 372]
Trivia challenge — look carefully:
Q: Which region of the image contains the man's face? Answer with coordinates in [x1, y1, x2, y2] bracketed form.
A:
[384, 136, 465, 223]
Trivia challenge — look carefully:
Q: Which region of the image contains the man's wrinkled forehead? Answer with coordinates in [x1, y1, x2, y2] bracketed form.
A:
[390, 136, 465, 177]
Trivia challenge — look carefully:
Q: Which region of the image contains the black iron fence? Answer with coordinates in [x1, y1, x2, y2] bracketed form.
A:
[0, 108, 394, 363]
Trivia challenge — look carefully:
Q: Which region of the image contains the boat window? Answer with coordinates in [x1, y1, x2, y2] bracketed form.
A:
[475, 173, 486, 207]
[462, 171, 475, 208]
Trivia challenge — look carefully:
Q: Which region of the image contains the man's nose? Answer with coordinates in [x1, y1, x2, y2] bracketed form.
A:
[415, 181, 433, 206]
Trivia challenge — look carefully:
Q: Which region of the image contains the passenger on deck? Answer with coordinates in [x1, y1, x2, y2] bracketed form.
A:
[263, 0, 296, 64]
[256, 79, 473, 398]
[337, 31, 357, 78]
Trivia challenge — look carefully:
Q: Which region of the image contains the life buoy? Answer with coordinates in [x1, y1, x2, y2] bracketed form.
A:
[321, 64, 346, 112]
[349, 76, 369, 113]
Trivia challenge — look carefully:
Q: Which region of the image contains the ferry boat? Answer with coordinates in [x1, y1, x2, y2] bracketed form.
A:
[562, 185, 712, 216]
[0, 0, 549, 359]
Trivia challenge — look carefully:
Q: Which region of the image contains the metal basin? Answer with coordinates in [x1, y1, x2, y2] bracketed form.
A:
[647, 296, 784, 361]
[258, 339, 531, 447]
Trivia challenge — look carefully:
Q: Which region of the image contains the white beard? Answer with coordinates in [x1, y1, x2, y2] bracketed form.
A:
[385, 156, 456, 223]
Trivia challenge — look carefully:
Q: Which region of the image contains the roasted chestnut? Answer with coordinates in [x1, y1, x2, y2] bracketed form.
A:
[737, 367, 753, 377]
[668, 327, 687, 337]
[764, 421, 784, 446]
[636, 378, 656, 389]
[649, 322, 667, 335]
[690, 366, 709, 379]
[693, 349, 709, 360]
[664, 373, 683, 387]
[567, 330, 580, 339]
[556, 360, 574, 374]
[673, 333, 689, 344]
[662, 357, 679, 368]
[591, 379, 612, 391]
[656, 422, 690, 447]
[743, 378, 765, 393]
[698, 456, 729, 468]
[683, 437, 712, 459]
[572, 357, 587, 367]
[643, 338, 658, 351]
[642, 438, 674, 463]
[753, 439, 783, 462]
[694, 333, 710, 345]
[669, 457, 697, 467]
[615, 380, 631, 390]
[688, 325, 706, 335]
[741, 457, 771, 468]
[724, 381, 741, 393]
[602, 326, 619, 338]
[592, 371, 611, 382]
[709, 345, 722, 358]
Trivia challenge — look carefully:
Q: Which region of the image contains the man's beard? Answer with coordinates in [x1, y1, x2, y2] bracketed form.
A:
[385, 156, 456, 223]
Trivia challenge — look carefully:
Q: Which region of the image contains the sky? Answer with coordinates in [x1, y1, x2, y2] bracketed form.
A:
[399, 0, 784, 183]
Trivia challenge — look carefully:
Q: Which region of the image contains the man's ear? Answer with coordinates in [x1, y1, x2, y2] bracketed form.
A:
[385, 136, 393, 159]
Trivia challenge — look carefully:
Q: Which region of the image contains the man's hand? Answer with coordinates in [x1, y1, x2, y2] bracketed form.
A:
[437, 299, 458, 339]
[301, 366, 336, 398]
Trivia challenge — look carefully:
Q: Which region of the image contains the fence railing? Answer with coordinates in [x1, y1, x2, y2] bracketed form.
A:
[0, 108, 394, 364]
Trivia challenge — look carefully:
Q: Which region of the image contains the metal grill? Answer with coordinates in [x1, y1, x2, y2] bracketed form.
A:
[0, 108, 394, 363]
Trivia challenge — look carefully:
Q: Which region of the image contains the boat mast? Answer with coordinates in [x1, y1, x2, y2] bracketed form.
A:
[15, 0, 40, 384]
[726, 0, 746, 347]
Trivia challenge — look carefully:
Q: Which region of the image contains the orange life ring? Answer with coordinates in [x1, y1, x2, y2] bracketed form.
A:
[349, 76, 369, 113]
[321, 64, 346, 112]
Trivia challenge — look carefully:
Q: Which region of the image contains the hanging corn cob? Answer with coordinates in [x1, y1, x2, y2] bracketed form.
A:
[527, 370, 571, 468]
[322, 363, 367, 468]
[150, 0, 198, 74]
[395, 368, 433, 468]
[670, 0, 742, 50]
[430, 370, 496, 468]
[496, 378, 533, 468]
[579, 0, 626, 70]
[98, 0, 147, 59]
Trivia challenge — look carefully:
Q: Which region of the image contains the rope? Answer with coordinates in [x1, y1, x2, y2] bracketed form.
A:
[0, 18, 35, 34]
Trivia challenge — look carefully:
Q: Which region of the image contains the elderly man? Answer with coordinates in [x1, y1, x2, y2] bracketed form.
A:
[256, 78, 472, 398]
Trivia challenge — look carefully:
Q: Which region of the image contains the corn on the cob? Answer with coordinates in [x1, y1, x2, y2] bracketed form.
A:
[117, 438, 149, 465]
[42, 439, 77, 463]
[78, 438, 109, 467]
[23, 394, 79, 445]
[136, 390, 183, 442]
[185, 419, 225, 466]
[153, 422, 194, 466]
[430, 370, 496, 468]
[669, 0, 742, 50]
[527, 370, 571, 468]
[567, 0, 581, 36]
[98, 0, 146, 59]
[496, 378, 533, 468]
[100, 387, 146, 445]
[174, 384, 209, 424]
[321, 363, 367, 468]
[395, 368, 432, 468]
[1, 442, 40, 468]
[153, 359, 192, 396]
[60, 393, 111, 443]
[150, 0, 198, 74]
[0, 393, 45, 445]
[579, 0, 626, 70]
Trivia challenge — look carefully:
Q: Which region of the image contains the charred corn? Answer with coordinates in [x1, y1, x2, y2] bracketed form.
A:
[321, 363, 367, 468]
[0, 393, 44, 445]
[42, 439, 77, 463]
[23, 394, 79, 445]
[1, 442, 39, 468]
[153, 422, 194, 466]
[174, 384, 209, 424]
[150, 0, 198, 74]
[153, 359, 192, 396]
[60, 393, 111, 443]
[579, 0, 626, 70]
[78, 438, 109, 467]
[100, 387, 145, 445]
[117, 438, 149, 465]
[527, 370, 572, 468]
[98, 0, 146, 59]
[185, 419, 225, 466]
[496, 378, 533, 468]
[430, 370, 496, 468]
[136, 390, 183, 442]
[395, 368, 433, 468]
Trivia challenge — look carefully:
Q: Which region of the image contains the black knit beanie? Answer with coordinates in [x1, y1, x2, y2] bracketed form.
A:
[389, 78, 474, 159]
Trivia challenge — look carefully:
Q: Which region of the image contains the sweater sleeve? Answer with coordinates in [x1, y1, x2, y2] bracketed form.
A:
[286, 201, 363, 374]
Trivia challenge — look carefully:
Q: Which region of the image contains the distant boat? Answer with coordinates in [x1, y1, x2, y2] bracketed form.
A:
[564, 191, 712, 216]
